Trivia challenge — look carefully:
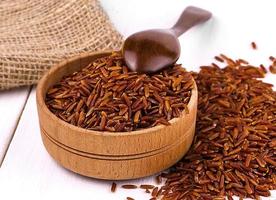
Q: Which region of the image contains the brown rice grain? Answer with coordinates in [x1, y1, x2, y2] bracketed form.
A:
[111, 182, 117, 193]
[121, 184, 138, 189]
[251, 41, 257, 49]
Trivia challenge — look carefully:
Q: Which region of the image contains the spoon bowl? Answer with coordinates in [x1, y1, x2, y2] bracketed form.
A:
[123, 29, 180, 73]
[122, 6, 212, 73]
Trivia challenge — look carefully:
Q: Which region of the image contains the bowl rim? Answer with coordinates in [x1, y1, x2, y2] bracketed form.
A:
[36, 51, 198, 137]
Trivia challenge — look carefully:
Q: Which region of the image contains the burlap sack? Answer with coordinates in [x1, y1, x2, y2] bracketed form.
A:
[0, 0, 123, 90]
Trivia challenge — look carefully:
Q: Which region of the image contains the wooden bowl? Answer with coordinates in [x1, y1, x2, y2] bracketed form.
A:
[36, 51, 198, 180]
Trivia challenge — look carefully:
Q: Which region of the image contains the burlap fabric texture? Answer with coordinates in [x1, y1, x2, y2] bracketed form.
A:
[0, 0, 123, 90]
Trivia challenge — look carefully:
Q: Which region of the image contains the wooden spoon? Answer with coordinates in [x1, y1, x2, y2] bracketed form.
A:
[122, 6, 212, 73]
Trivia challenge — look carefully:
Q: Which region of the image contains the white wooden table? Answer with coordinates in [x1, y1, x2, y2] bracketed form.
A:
[0, 1, 275, 199]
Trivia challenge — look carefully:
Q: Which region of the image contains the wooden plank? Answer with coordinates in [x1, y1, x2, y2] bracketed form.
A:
[0, 86, 31, 165]
[0, 87, 157, 199]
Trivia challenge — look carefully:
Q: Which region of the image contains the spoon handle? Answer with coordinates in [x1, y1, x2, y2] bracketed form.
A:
[171, 6, 212, 37]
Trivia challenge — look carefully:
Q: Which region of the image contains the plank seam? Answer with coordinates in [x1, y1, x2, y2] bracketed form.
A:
[0, 86, 33, 167]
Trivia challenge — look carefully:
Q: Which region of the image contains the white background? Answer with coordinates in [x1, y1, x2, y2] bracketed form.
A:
[0, 0, 275, 200]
